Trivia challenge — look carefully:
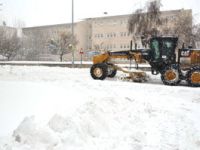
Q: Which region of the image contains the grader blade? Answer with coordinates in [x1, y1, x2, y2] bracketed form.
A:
[113, 65, 149, 82]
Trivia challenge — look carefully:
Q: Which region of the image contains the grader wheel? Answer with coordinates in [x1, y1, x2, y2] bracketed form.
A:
[161, 65, 181, 86]
[191, 73, 200, 83]
[90, 63, 108, 80]
[186, 66, 200, 87]
[165, 70, 177, 81]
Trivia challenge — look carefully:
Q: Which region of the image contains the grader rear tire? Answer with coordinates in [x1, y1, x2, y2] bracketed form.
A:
[107, 64, 117, 78]
[161, 65, 181, 86]
[186, 66, 200, 87]
[90, 63, 108, 80]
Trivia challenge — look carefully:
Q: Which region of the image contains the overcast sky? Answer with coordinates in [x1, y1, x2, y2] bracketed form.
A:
[0, 0, 200, 27]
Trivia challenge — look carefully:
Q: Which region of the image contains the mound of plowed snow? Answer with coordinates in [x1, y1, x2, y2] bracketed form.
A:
[0, 66, 200, 150]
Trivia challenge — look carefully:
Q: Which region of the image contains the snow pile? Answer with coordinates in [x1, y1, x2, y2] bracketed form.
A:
[12, 116, 59, 149]
[5, 95, 200, 150]
[0, 65, 200, 150]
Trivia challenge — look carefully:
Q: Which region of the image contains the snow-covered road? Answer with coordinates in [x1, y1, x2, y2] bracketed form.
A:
[0, 65, 200, 150]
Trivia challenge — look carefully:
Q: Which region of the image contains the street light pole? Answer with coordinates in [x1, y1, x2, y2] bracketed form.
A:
[71, 0, 74, 67]
[0, 3, 3, 11]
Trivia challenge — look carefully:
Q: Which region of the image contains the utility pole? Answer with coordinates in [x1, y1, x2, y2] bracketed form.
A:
[0, 3, 2, 11]
[71, 0, 75, 67]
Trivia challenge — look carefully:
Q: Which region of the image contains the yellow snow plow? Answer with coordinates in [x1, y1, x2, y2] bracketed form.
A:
[90, 36, 200, 87]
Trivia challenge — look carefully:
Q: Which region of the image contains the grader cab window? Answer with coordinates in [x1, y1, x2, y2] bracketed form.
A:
[150, 39, 160, 60]
[161, 39, 177, 62]
[162, 40, 173, 56]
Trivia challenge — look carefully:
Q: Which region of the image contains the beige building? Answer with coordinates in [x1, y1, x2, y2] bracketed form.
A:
[87, 14, 132, 51]
[22, 9, 192, 61]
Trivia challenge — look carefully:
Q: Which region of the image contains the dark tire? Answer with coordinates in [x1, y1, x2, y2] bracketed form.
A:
[107, 64, 117, 78]
[186, 66, 200, 87]
[90, 63, 108, 80]
[161, 65, 181, 86]
[108, 69, 117, 78]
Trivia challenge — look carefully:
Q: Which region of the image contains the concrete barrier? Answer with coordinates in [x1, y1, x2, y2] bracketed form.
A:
[0, 61, 92, 68]
[0, 61, 151, 71]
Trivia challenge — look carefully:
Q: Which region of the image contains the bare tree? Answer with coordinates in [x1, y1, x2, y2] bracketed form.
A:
[191, 23, 200, 48]
[0, 27, 21, 61]
[48, 30, 78, 62]
[20, 29, 49, 61]
[172, 10, 193, 47]
[128, 0, 162, 47]
[162, 9, 198, 48]
[20, 35, 39, 61]
[128, 1, 200, 48]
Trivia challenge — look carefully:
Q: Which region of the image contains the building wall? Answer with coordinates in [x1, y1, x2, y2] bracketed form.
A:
[88, 9, 192, 51]
[22, 9, 192, 61]
[88, 15, 133, 51]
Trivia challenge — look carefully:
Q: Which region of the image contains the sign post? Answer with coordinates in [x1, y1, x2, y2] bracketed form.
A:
[80, 48, 84, 65]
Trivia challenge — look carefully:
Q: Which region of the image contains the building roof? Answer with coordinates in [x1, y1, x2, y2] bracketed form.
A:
[22, 9, 191, 30]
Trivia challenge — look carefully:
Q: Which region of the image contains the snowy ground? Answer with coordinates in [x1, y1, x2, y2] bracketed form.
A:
[0, 65, 200, 150]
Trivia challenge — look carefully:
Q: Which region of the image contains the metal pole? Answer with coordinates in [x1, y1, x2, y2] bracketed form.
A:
[0, 3, 2, 11]
[81, 53, 82, 65]
[72, 0, 74, 67]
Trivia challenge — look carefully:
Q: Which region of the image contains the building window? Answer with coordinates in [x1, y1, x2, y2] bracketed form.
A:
[99, 21, 103, 25]
[106, 45, 108, 49]
[113, 20, 117, 25]
[120, 32, 127, 37]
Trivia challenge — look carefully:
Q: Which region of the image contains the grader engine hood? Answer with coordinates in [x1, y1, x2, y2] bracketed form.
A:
[180, 49, 200, 65]
[92, 50, 149, 64]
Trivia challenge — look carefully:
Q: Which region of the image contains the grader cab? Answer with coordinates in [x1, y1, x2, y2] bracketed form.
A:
[90, 37, 200, 87]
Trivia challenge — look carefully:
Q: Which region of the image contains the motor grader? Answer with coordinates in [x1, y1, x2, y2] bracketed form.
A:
[90, 36, 200, 87]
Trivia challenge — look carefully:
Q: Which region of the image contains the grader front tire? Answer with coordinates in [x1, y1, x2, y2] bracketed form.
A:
[90, 63, 108, 80]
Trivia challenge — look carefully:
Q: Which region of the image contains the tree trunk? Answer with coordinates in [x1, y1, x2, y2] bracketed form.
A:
[59, 54, 63, 62]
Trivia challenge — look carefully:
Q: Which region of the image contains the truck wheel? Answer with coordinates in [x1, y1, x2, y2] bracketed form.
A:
[107, 64, 117, 78]
[90, 63, 108, 80]
[161, 65, 181, 86]
[186, 66, 200, 87]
